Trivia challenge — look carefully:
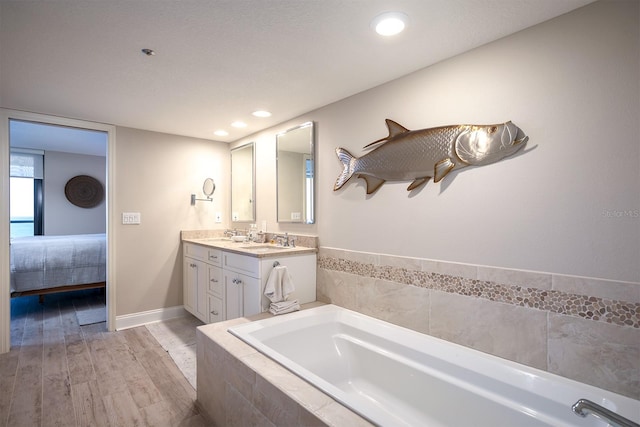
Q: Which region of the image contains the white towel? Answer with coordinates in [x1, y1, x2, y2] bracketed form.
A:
[264, 265, 295, 303]
[269, 299, 300, 315]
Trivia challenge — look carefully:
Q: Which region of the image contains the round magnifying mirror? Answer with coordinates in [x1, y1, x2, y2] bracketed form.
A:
[203, 178, 216, 198]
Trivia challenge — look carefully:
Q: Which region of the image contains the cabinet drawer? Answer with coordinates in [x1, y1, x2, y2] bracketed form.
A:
[184, 243, 222, 265]
[208, 296, 223, 323]
[224, 252, 259, 277]
[206, 248, 222, 265]
[208, 266, 223, 297]
[184, 243, 207, 260]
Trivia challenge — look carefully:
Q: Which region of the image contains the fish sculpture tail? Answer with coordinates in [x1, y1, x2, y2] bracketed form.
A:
[334, 147, 356, 191]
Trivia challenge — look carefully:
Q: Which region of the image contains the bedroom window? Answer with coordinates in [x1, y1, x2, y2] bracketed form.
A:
[10, 149, 44, 238]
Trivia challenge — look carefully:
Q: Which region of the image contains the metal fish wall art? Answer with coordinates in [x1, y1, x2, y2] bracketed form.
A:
[334, 119, 529, 194]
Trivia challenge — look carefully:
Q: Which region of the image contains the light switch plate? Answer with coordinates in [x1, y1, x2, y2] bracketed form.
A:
[122, 212, 141, 225]
[215, 212, 222, 223]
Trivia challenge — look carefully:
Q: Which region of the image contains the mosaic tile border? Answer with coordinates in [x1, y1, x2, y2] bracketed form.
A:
[318, 255, 640, 329]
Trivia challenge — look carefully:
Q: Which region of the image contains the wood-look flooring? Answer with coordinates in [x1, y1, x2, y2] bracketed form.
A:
[0, 290, 211, 427]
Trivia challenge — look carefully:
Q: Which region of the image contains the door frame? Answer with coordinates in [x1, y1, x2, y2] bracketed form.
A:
[0, 109, 117, 353]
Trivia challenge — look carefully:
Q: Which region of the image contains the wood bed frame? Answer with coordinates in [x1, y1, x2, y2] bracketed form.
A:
[11, 281, 106, 303]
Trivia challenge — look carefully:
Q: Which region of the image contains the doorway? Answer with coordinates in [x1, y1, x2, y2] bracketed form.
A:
[0, 109, 116, 353]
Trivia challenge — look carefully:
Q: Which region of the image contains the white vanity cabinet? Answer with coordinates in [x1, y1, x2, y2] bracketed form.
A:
[183, 241, 316, 323]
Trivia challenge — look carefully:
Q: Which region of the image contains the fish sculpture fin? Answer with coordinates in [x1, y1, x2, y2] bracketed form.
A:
[433, 158, 455, 183]
[407, 177, 431, 191]
[385, 119, 411, 137]
[360, 175, 386, 194]
[362, 119, 411, 149]
[362, 137, 387, 150]
[334, 147, 356, 191]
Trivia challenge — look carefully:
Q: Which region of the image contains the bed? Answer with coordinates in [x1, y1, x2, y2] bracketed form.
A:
[10, 233, 106, 299]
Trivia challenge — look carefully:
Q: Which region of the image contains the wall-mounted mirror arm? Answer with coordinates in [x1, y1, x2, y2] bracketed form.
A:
[191, 178, 215, 205]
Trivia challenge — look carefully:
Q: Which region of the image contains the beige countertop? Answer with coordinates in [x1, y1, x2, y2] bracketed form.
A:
[182, 237, 317, 258]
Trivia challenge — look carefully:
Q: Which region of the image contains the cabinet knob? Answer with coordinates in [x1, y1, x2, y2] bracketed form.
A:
[211, 310, 218, 316]
[210, 278, 218, 283]
[190, 263, 197, 268]
[209, 255, 218, 260]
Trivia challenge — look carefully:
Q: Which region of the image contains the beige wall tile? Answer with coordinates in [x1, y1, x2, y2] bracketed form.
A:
[316, 269, 358, 310]
[354, 277, 430, 334]
[242, 352, 333, 413]
[422, 259, 477, 280]
[341, 249, 379, 265]
[552, 275, 640, 303]
[429, 291, 547, 369]
[225, 385, 275, 427]
[253, 375, 300, 426]
[196, 332, 226, 425]
[378, 253, 422, 270]
[314, 401, 374, 427]
[548, 314, 640, 399]
[477, 266, 552, 290]
[318, 247, 344, 259]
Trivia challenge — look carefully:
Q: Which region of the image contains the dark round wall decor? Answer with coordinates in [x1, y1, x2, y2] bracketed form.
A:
[64, 175, 104, 208]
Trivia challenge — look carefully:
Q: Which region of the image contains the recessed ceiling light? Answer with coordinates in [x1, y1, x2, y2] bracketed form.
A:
[214, 130, 229, 137]
[252, 110, 272, 118]
[371, 12, 408, 36]
[231, 121, 247, 128]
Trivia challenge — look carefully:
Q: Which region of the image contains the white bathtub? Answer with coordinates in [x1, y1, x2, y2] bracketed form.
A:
[228, 304, 640, 427]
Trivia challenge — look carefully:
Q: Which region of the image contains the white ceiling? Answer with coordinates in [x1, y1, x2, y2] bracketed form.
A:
[1, 0, 594, 146]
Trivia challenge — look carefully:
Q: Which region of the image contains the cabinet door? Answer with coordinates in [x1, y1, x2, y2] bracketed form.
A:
[195, 260, 209, 322]
[183, 258, 197, 315]
[241, 273, 261, 317]
[224, 270, 242, 320]
[224, 271, 260, 320]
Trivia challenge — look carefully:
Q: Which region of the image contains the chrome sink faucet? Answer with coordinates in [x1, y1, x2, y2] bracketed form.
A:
[224, 229, 238, 237]
[276, 232, 290, 247]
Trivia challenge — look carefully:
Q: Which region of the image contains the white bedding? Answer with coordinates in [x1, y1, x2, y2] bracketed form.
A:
[10, 233, 106, 293]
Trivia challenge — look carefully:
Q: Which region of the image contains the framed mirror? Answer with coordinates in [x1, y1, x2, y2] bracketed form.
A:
[231, 142, 255, 222]
[276, 122, 314, 223]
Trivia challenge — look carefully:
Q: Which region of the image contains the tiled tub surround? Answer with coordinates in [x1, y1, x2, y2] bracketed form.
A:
[196, 309, 375, 427]
[317, 247, 640, 400]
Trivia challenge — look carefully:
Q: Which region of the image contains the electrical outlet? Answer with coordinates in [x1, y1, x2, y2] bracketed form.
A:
[122, 212, 141, 225]
[291, 212, 301, 220]
[215, 212, 222, 223]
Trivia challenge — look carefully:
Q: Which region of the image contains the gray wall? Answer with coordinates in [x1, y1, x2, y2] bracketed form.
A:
[44, 151, 106, 235]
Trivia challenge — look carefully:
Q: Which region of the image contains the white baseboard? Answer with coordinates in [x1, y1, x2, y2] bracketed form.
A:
[115, 305, 188, 330]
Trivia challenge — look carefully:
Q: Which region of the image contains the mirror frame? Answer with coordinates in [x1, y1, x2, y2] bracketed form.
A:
[230, 142, 256, 222]
[276, 121, 315, 224]
[202, 178, 215, 198]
